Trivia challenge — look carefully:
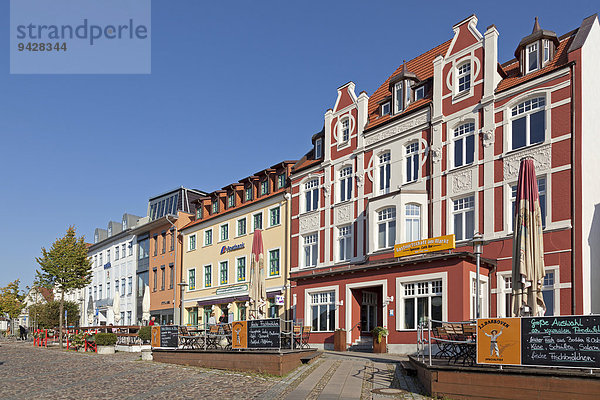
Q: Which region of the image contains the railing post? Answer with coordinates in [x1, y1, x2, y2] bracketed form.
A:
[428, 319, 432, 367]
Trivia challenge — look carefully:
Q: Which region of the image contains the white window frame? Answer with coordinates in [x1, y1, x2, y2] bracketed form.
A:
[315, 138, 322, 159]
[456, 62, 471, 94]
[509, 97, 546, 151]
[219, 223, 229, 242]
[339, 166, 353, 203]
[496, 273, 513, 318]
[396, 272, 448, 331]
[204, 229, 213, 246]
[507, 176, 547, 233]
[414, 86, 425, 101]
[395, 81, 404, 113]
[405, 203, 421, 242]
[381, 101, 391, 115]
[303, 233, 318, 268]
[377, 207, 396, 250]
[304, 179, 320, 213]
[378, 152, 391, 195]
[453, 122, 476, 169]
[468, 271, 489, 319]
[452, 195, 475, 242]
[307, 290, 337, 332]
[543, 40, 550, 63]
[269, 206, 281, 227]
[337, 225, 352, 262]
[526, 42, 539, 73]
[405, 141, 419, 184]
[340, 118, 350, 144]
[188, 234, 197, 251]
[236, 217, 247, 237]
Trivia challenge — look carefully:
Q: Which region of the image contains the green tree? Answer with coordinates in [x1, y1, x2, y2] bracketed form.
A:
[35, 226, 91, 348]
[0, 280, 24, 320]
[30, 300, 81, 329]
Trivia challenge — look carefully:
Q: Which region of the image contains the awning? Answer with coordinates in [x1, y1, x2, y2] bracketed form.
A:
[196, 295, 249, 307]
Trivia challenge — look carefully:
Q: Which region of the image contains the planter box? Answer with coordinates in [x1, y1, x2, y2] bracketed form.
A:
[334, 330, 347, 351]
[97, 345, 115, 355]
[373, 336, 387, 353]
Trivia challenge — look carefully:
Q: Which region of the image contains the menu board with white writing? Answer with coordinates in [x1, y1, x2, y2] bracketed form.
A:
[247, 318, 280, 349]
[521, 315, 600, 368]
[159, 325, 179, 348]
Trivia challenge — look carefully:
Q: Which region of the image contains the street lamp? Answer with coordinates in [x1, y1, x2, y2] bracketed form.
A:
[177, 281, 188, 326]
[472, 232, 484, 319]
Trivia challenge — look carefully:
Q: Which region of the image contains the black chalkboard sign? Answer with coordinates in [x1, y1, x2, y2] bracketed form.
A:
[247, 318, 280, 349]
[160, 325, 179, 348]
[522, 315, 600, 368]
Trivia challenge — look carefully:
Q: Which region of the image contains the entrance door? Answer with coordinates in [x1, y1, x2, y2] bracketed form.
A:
[360, 292, 377, 333]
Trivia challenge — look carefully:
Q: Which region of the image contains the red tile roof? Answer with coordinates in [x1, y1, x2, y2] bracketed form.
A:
[365, 39, 452, 131]
[496, 30, 576, 93]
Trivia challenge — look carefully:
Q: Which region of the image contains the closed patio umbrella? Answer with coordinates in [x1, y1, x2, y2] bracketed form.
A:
[512, 158, 546, 316]
[249, 229, 266, 319]
[142, 284, 151, 324]
[86, 294, 94, 326]
[112, 293, 121, 325]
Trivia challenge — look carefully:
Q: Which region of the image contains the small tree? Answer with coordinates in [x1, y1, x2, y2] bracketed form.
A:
[35, 226, 92, 348]
[32, 300, 81, 329]
[0, 280, 24, 329]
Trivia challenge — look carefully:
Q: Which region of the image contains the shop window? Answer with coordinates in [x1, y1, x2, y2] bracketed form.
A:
[310, 291, 335, 332]
[453, 196, 475, 241]
[402, 280, 442, 329]
[511, 97, 545, 150]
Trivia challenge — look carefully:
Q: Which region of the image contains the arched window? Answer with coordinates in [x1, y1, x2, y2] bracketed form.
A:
[511, 97, 545, 150]
[379, 152, 391, 194]
[304, 179, 319, 212]
[405, 204, 421, 242]
[377, 207, 396, 249]
[405, 142, 419, 183]
[454, 123, 475, 168]
[339, 167, 353, 202]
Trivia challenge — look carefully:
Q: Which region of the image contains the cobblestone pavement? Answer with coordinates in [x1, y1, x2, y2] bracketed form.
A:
[0, 341, 428, 399]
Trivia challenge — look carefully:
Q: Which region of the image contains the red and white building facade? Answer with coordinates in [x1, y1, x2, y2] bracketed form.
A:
[289, 14, 600, 353]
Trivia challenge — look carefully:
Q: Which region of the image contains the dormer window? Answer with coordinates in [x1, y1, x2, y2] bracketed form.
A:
[526, 43, 539, 73]
[212, 199, 218, 214]
[196, 207, 203, 220]
[381, 102, 391, 115]
[543, 40, 550, 63]
[315, 138, 322, 158]
[228, 193, 235, 208]
[457, 62, 471, 93]
[414, 86, 425, 101]
[108, 226, 112, 236]
[395, 82, 404, 113]
[245, 187, 253, 202]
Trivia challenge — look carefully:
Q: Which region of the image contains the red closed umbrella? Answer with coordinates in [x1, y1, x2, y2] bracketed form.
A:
[512, 158, 546, 316]
[249, 229, 266, 319]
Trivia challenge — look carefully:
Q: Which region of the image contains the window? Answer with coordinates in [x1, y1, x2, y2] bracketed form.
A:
[405, 142, 419, 183]
[161, 231, 166, 254]
[278, 173, 286, 189]
[107, 249, 111, 262]
[457, 62, 471, 93]
[500, 275, 513, 318]
[379, 152, 391, 194]
[511, 97, 545, 150]
[377, 207, 396, 249]
[204, 230, 212, 246]
[106, 281, 111, 298]
[542, 271, 556, 316]
[261, 180, 269, 195]
[511, 177, 546, 230]
[415, 86, 425, 101]
[339, 167, 353, 202]
[128, 241, 133, 256]
[310, 291, 335, 332]
[204, 265, 212, 288]
[169, 264, 174, 289]
[381, 102, 391, 115]
[402, 280, 442, 329]
[115, 246, 120, 260]
[127, 276, 132, 295]
[127, 311, 131, 325]
[153, 235, 158, 256]
[237, 257, 246, 282]
[153, 268, 157, 291]
[188, 269, 196, 290]
[304, 179, 319, 212]
[220, 224, 229, 241]
[212, 199, 218, 214]
[120, 312, 125, 324]
[115, 280, 119, 295]
[245, 187, 253, 202]
[94, 255, 97, 267]
[315, 138, 322, 158]
[253, 212, 263, 230]
[99, 284, 103, 299]
[543, 40, 550, 63]
[340, 119, 350, 143]
[237, 218, 247, 236]
[99, 253, 103, 265]
[303, 233, 318, 268]
[219, 261, 228, 285]
[122, 244, 126, 257]
[94, 286, 97, 300]
[228, 193, 235, 208]
[161, 266, 165, 290]
[269, 249, 280, 276]
[196, 207, 203, 220]
[526, 42, 538, 73]
[268, 299, 278, 319]
[395, 82, 404, 113]
[453, 196, 475, 241]
[189, 234, 197, 251]
[338, 225, 352, 261]
[170, 230, 175, 251]
[269, 207, 280, 227]
[454, 123, 475, 168]
[405, 204, 421, 242]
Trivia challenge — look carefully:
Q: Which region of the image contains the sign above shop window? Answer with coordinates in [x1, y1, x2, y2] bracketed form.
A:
[393, 234, 455, 258]
[220, 243, 245, 254]
[215, 283, 248, 295]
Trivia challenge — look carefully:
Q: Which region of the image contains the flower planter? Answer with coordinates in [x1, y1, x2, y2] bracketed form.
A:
[373, 336, 387, 353]
[141, 348, 153, 361]
[334, 329, 347, 351]
[97, 345, 115, 355]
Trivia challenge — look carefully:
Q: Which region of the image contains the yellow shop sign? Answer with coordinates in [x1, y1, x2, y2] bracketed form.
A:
[394, 234, 456, 257]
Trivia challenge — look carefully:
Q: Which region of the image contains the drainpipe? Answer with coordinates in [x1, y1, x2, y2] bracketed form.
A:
[165, 215, 179, 324]
[569, 61, 577, 315]
[284, 191, 291, 321]
[428, 103, 434, 237]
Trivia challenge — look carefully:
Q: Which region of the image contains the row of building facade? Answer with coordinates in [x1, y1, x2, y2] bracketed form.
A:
[73, 14, 599, 352]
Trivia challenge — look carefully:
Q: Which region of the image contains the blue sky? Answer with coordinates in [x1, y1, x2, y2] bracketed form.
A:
[0, 1, 597, 289]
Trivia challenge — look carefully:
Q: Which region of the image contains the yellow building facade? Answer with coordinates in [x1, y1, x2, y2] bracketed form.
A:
[180, 162, 294, 327]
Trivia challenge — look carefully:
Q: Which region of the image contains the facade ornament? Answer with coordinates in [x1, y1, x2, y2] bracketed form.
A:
[448, 167, 474, 195]
[356, 174, 364, 187]
[364, 114, 428, 146]
[335, 203, 353, 225]
[431, 146, 443, 164]
[482, 130, 495, 148]
[299, 213, 321, 234]
[503, 144, 551, 180]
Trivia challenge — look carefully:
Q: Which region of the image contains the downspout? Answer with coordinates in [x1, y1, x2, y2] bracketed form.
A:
[165, 215, 180, 324]
[570, 61, 577, 315]
[428, 103, 434, 237]
[285, 191, 291, 321]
